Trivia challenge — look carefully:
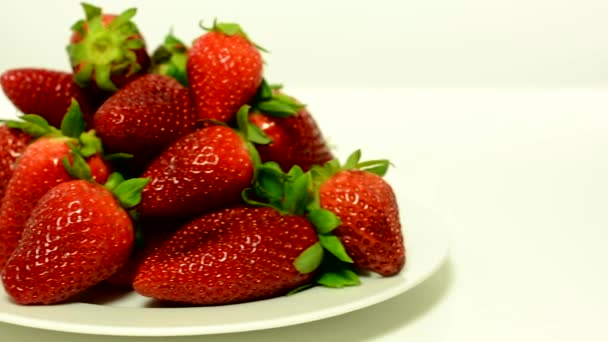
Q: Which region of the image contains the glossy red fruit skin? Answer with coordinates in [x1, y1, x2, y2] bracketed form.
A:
[319, 170, 405, 276]
[138, 125, 254, 218]
[249, 107, 333, 172]
[133, 206, 318, 305]
[70, 14, 150, 91]
[105, 219, 181, 288]
[0, 68, 95, 128]
[0, 138, 110, 269]
[0, 125, 32, 199]
[187, 32, 263, 122]
[2, 180, 134, 305]
[94, 74, 197, 161]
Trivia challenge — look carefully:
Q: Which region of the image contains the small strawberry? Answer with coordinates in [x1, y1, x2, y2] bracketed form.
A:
[314, 151, 405, 276]
[137, 105, 266, 218]
[67, 3, 150, 93]
[0, 101, 110, 269]
[249, 81, 334, 171]
[0, 124, 32, 200]
[133, 205, 319, 305]
[187, 21, 264, 122]
[0, 68, 95, 128]
[94, 74, 198, 163]
[151, 31, 189, 87]
[2, 175, 149, 304]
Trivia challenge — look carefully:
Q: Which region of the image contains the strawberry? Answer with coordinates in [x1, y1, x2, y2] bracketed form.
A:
[67, 3, 150, 94]
[133, 205, 319, 305]
[0, 124, 32, 200]
[314, 151, 405, 276]
[249, 81, 334, 171]
[104, 218, 181, 288]
[1, 175, 149, 304]
[0, 102, 110, 269]
[0, 68, 95, 128]
[187, 21, 263, 122]
[137, 106, 264, 218]
[94, 74, 198, 163]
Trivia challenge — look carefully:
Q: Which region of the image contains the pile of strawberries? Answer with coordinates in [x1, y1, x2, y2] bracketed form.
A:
[0, 3, 405, 306]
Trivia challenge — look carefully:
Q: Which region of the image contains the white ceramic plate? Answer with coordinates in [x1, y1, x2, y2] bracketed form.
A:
[0, 198, 448, 337]
[0, 94, 449, 336]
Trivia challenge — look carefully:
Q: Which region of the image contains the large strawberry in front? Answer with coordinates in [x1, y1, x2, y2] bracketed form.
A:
[2, 176, 149, 304]
[0, 102, 110, 269]
[187, 21, 263, 122]
[314, 151, 405, 276]
[133, 206, 319, 305]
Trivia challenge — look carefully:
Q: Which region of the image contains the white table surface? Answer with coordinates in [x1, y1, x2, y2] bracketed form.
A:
[1, 88, 607, 341]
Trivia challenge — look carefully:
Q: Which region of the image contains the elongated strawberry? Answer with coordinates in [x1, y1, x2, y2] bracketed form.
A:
[67, 3, 150, 93]
[133, 205, 319, 305]
[187, 21, 263, 122]
[0, 102, 110, 269]
[2, 176, 149, 304]
[0, 68, 95, 128]
[314, 151, 405, 276]
[94, 74, 198, 163]
[137, 105, 266, 218]
[0, 124, 32, 200]
[249, 81, 333, 171]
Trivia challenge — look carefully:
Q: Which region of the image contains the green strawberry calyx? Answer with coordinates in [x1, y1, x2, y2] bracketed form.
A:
[3, 99, 106, 182]
[311, 149, 391, 187]
[104, 172, 150, 209]
[67, 3, 145, 91]
[250, 79, 304, 118]
[241, 159, 360, 290]
[151, 30, 189, 87]
[200, 19, 268, 52]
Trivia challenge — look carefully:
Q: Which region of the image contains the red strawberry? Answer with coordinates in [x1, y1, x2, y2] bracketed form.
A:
[187, 21, 263, 122]
[249, 83, 333, 171]
[2, 176, 149, 304]
[137, 123, 255, 218]
[67, 3, 150, 93]
[0, 124, 32, 200]
[105, 219, 181, 288]
[315, 151, 405, 276]
[0, 104, 111, 269]
[94, 74, 197, 163]
[0, 68, 95, 128]
[133, 206, 318, 305]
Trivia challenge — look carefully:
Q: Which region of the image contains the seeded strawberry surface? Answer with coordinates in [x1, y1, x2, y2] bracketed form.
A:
[319, 170, 405, 276]
[94, 74, 197, 160]
[250, 107, 334, 172]
[0, 125, 32, 199]
[188, 31, 263, 122]
[138, 125, 254, 218]
[0, 138, 110, 269]
[0, 68, 95, 128]
[2, 180, 134, 304]
[133, 206, 318, 305]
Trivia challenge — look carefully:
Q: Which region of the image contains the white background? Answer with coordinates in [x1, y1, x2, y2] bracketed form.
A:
[1, 0, 608, 87]
[1, 1, 608, 341]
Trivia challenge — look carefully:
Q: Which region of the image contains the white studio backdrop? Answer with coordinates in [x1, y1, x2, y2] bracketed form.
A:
[0, 0, 607, 87]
